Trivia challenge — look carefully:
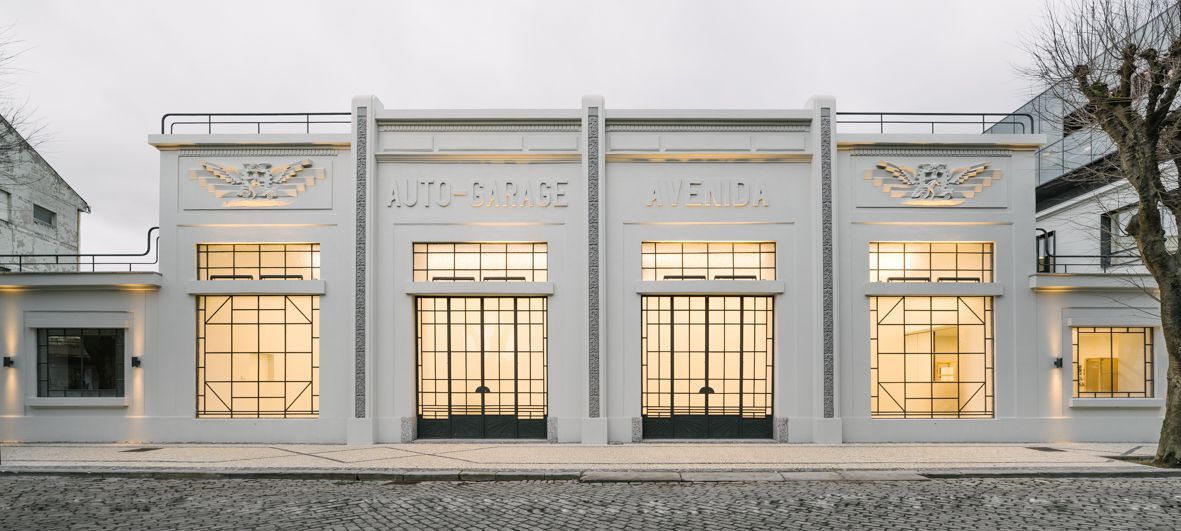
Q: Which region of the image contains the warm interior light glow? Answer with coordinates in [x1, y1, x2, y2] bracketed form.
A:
[641, 296, 774, 420]
[870, 296, 993, 418]
[1072, 327, 1153, 398]
[869, 242, 993, 282]
[197, 243, 320, 281]
[413, 243, 548, 282]
[641, 242, 776, 281]
[416, 297, 547, 421]
[196, 295, 320, 418]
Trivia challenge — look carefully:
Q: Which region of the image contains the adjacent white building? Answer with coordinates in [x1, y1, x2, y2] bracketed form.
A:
[0, 95, 1166, 444]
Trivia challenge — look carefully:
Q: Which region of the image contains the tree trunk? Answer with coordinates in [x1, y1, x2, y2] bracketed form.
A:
[1156, 275, 1181, 466]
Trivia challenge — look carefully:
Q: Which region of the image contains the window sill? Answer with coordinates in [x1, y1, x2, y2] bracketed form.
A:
[26, 397, 129, 408]
[1069, 398, 1163, 409]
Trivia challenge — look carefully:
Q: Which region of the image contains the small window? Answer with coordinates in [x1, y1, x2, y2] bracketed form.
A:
[641, 242, 776, 281]
[32, 204, 55, 227]
[413, 242, 548, 282]
[869, 242, 994, 283]
[0, 189, 10, 222]
[37, 329, 125, 397]
[197, 243, 320, 280]
[1073, 327, 1153, 398]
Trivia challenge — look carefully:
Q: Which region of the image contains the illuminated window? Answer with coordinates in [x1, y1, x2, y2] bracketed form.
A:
[197, 243, 320, 280]
[641, 242, 776, 281]
[416, 297, 547, 438]
[1073, 327, 1153, 398]
[37, 329, 124, 397]
[870, 296, 993, 419]
[869, 242, 993, 282]
[413, 243, 548, 282]
[196, 295, 319, 418]
[641, 296, 774, 438]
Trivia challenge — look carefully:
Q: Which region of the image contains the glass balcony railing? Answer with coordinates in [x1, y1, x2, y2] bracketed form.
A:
[1036, 130, 1117, 186]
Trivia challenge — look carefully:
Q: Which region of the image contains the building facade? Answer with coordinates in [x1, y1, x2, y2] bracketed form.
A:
[0, 95, 1167, 444]
[0, 116, 89, 265]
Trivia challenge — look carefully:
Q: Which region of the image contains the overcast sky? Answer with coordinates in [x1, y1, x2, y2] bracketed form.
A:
[0, 0, 1051, 252]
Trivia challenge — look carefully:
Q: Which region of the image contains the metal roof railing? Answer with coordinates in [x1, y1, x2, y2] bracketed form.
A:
[836, 112, 1034, 135]
[160, 112, 351, 135]
[0, 227, 160, 273]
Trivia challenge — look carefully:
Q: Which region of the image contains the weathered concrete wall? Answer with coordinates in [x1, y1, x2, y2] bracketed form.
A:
[0, 118, 89, 265]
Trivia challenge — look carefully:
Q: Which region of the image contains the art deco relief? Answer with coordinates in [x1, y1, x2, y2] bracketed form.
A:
[188, 159, 327, 207]
[864, 160, 1001, 206]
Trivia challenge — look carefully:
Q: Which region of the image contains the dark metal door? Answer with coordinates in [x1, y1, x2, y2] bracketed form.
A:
[641, 295, 774, 439]
[416, 297, 547, 438]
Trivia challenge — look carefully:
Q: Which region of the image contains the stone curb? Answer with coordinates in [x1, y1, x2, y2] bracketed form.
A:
[2, 466, 1177, 482]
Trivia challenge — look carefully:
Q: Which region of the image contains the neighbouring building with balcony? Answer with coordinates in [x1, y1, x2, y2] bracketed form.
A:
[0, 116, 90, 268]
[0, 94, 1166, 445]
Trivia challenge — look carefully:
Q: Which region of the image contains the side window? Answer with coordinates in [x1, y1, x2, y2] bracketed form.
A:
[0, 189, 10, 222]
[32, 204, 56, 227]
[37, 329, 125, 397]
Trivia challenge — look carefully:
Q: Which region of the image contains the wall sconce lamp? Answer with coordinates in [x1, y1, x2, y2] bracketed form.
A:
[2, 356, 13, 368]
[131, 357, 142, 368]
[1053, 357, 1063, 368]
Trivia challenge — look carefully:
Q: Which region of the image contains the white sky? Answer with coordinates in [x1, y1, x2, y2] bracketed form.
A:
[0, 0, 1050, 252]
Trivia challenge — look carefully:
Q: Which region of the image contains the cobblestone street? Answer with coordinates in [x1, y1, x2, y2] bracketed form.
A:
[3, 475, 1181, 530]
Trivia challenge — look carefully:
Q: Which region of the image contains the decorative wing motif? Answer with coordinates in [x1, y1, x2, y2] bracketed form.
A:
[948, 162, 990, 185]
[864, 160, 1001, 206]
[876, 161, 917, 185]
[200, 162, 244, 186]
[273, 159, 313, 185]
[188, 159, 327, 207]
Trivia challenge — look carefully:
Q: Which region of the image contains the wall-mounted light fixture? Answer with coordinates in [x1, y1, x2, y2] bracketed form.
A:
[131, 357, 142, 368]
[1053, 357, 1063, 368]
[2, 356, 13, 368]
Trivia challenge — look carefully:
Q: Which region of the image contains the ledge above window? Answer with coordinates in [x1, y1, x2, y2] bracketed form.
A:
[1069, 398, 1163, 409]
[863, 282, 1003, 297]
[185, 280, 326, 295]
[634, 280, 785, 295]
[26, 397, 128, 408]
[406, 282, 554, 296]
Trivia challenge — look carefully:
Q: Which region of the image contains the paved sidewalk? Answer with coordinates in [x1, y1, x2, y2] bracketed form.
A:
[0, 441, 1168, 481]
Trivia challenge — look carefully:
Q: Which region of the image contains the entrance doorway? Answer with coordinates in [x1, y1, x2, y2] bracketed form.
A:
[641, 295, 773, 438]
[416, 296, 547, 438]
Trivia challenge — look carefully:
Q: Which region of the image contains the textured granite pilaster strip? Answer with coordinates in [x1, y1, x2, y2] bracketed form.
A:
[355, 107, 368, 419]
[775, 417, 790, 442]
[587, 107, 601, 419]
[820, 108, 834, 419]
[631, 417, 642, 443]
[547, 416, 558, 443]
[400, 416, 416, 443]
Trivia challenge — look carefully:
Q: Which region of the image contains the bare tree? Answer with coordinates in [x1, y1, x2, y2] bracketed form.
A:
[0, 25, 46, 187]
[1028, 0, 1181, 466]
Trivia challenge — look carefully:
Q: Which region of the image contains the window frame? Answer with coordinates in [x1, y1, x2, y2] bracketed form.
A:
[35, 328, 126, 398]
[0, 188, 10, 223]
[1072, 326, 1154, 399]
[32, 203, 56, 227]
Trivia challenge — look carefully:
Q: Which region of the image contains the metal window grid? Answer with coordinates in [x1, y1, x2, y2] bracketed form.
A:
[870, 296, 994, 419]
[196, 243, 320, 281]
[640, 296, 774, 419]
[641, 242, 776, 281]
[36, 328, 125, 398]
[413, 243, 548, 282]
[196, 295, 320, 418]
[1072, 327, 1154, 398]
[869, 242, 994, 283]
[416, 297, 548, 420]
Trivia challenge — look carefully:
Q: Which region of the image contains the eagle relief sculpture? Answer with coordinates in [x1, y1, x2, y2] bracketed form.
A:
[189, 159, 326, 207]
[864, 160, 1001, 206]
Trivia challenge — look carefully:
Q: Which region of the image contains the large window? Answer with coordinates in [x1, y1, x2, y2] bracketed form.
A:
[37, 329, 124, 397]
[870, 296, 994, 418]
[416, 297, 547, 438]
[641, 242, 776, 281]
[197, 243, 321, 280]
[641, 295, 774, 438]
[869, 242, 993, 282]
[1073, 327, 1154, 398]
[413, 242, 548, 282]
[196, 295, 320, 418]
